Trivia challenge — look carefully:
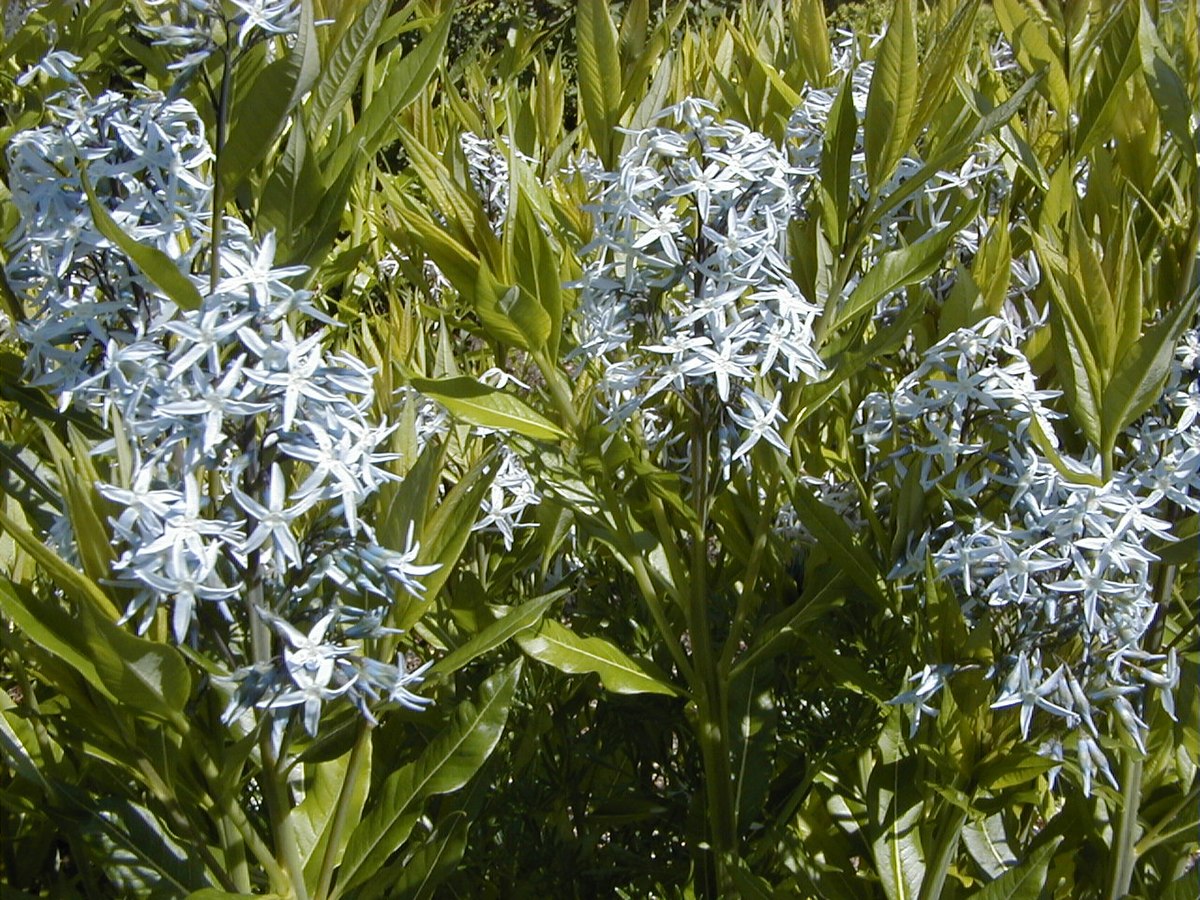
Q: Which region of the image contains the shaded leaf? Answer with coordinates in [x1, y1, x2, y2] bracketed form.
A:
[517, 619, 680, 696]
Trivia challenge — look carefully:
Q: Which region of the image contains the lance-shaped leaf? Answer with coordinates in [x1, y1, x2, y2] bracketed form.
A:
[80, 605, 192, 728]
[787, 479, 887, 606]
[80, 168, 202, 312]
[0, 578, 118, 704]
[218, 0, 319, 194]
[1139, 1, 1197, 158]
[820, 67, 858, 245]
[1101, 290, 1200, 461]
[336, 660, 522, 893]
[325, 4, 453, 182]
[972, 838, 1062, 900]
[431, 590, 564, 678]
[993, 0, 1069, 113]
[864, 0, 918, 191]
[517, 619, 681, 696]
[0, 507, 120, 619]
[834, 199, 979, 332]
[308, 0, 390, 138]
[576, 0, 622, 166]
[410, 376, 565, 441]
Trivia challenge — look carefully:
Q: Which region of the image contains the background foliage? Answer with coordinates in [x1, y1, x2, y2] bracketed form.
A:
[1, 1, 1197, 898]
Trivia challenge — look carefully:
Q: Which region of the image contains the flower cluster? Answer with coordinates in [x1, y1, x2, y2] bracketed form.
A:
[574, 98, 824, 471]
[141, 0, 301, 71]
[863, 314, 1197, 792]
[7, 82, 435, 736]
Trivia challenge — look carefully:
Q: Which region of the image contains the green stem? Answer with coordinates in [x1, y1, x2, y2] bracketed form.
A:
[688, 405, 737, 895]
[210, 46, 233, 295]
[314, 722, 373, 900]
[919, 803, 969, 900]
[1107, 543, 1177, 900]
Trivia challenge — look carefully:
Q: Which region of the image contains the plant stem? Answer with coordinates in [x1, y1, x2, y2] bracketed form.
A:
[919, 803, 969, 900]
[315, 721, 373, 900]
[210, 45, 233, 295]
[1107, 542, 1177, 900]
[688, 403, 737, 895]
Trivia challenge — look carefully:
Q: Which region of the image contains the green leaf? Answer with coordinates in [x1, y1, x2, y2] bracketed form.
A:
[867, 759, 925, 900]
[1139, 1, 1198, 158]
[962, 813, 1018, 879]
[81, 605, 191, 727]
[259, 110, 323, 247]
[864, 0, 918, 191]
[976, 748, 1058, 791]
[325, 4, 453, 182]
[835, 199, 979, 332]
[218, 0, 320, 195]
[378, 438, 447, 554]
[789, 0, 832, 87]
[509, 184, 565, 359]
[911, 0, 980, 146]
[80, 168, 202, 312]
[1044, 266, 1104, 449]
[410, 375, 565, 440]
[293, 734, 371, 878]
[1101, 290, 1200, 459]
[1075, 2, 1140, 159]
[337, 659, 522, 893]
[395, 454, 496, 623]
[0, 507, 120, 620]
[308, 0, 390, 138]
[473, 255, 551, 352]
[367, 810, 469, 900]
[993, 0, 1069, 113]
[820, 67, 858, 245]
[869, 69, 1046, 232]
[0, 578, 118, 704]
[516, 619, 680, 696]
[576, 0, 623, 166]
[972, 838, 1062, 900]
[787, 480, 887, 606]
[430, 590, 564, 678]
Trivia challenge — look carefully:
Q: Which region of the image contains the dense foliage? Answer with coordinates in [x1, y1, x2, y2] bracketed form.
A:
[1, 1, 1197, 898]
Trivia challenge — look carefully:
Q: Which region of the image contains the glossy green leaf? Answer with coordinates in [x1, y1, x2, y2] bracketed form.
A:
[81, 606, 191, 727]
[790, 0, 832, 87]
[472, 257, 552, 351]
[410, 375, 565, 441]
[1139, 1, 1197, 157]
[517, 619, 680, 696]
[1101, 289, 1200, 459]
[326, 4, 453, 181]
[864, 0, 918, 191]
[972, 838, 1062, 900]
[218, 0, 319, 194]
[911, 0, 980, 146]
[337, 659, 521, 893]
[820, 67, 857, 245]
[0, 578, 118, 704]
[259, 111, 323, 246]
[835, 199, 978, 332]
[397, 454, 496, 622]
[994, 0, 1069, 113]
[576, 0, 622, 166]
[509, 184, 564, 359]
[0, 507, 120, 619]
[308, 0, 390, 137]
[367, 810, 469, 900]
[294, 733, 372, 879]
[430, 590, 564, 678]
[787, 479, 887, 606]
[80, 168, 202, 312]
